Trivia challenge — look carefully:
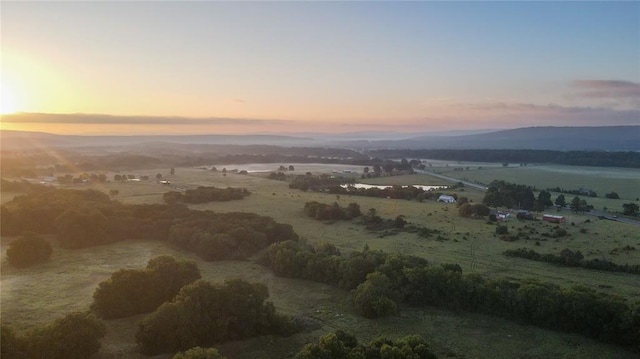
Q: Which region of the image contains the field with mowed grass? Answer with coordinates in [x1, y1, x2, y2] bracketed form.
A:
[433, 164, 640, 210]
[2, 164, 639, 358]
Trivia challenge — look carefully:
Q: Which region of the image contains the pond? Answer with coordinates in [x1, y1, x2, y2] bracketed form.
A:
[205, 163, 364, 174]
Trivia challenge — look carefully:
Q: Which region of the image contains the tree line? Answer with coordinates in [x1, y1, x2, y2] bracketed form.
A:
[304, 201, 362, 220]
[163, 186, 250, 204]
[264, 241, 640, 350]
[504, 248, 640, 275]
[367, 149, 640, 168]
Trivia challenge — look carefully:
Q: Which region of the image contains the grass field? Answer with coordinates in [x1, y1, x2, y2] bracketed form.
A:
[434, 164, 640, 211]
[2, 163, 639, 358]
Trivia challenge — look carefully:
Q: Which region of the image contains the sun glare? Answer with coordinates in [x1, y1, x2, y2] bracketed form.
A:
[1, 83, 19, 115]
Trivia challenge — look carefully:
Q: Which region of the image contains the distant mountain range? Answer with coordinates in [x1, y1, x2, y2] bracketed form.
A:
[1, 126, 638, 151]
[347, 126, 640, 151]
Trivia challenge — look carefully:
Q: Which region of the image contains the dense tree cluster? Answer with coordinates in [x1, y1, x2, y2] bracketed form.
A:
[1, 188, 298, 260]
[483, 180, 535, 210]
[605, 191, 620, 199]
[1, 312, 106, 359]
[136, 279, 297, 355]
[295, 331, 438, 359]
[6, 232, 52, 268]
[289, 174, 354, 192]
[92, 256, 201, 319]
[168, 211, 298, 261]
[304, 201, 362, 220]
[458, 203, 490, 218]
[504, 248, 640, 275]
[268, 171, 287, 181]
[265, 242, 640, 349]
[163, 186, 250, 204]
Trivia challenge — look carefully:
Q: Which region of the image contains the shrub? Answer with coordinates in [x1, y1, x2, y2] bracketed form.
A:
[6, 232, 52, 268]
[495, 226, 509, 235]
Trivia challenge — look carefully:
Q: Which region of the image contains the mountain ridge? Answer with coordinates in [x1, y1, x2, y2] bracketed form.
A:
[1, 125, 638, 151]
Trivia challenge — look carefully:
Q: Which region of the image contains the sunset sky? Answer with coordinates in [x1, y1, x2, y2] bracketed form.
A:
[1, 1, 638, 135]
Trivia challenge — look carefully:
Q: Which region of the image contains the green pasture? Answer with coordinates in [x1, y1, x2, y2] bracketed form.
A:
[2, 165, 639, 358]
[436, 164, 640, 202]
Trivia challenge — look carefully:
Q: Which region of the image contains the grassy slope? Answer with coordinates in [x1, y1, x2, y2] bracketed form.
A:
[2, 165, 639, 358]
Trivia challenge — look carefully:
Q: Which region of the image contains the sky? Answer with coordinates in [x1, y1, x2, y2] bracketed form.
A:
[1, 1, 639, 135]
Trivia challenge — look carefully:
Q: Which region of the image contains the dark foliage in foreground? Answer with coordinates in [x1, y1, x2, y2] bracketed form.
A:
[6, 232, 52, 268]
[295, 330, 437, 359]
[266, 241, 640, 350]
[1, 188, 298, 259]
[136, 279, 297, 355]
[1, 312, 106, 359]
[504, 248, 640, 275]
[295, 331, 438, 359]
[92, 256, 201, 319]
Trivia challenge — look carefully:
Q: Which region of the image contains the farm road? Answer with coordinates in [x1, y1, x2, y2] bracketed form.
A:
[414, 169, 488, 191]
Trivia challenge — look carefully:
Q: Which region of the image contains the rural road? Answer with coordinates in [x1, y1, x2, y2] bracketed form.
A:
[587, 210, 640, 227]
[414, 169, 488, 191]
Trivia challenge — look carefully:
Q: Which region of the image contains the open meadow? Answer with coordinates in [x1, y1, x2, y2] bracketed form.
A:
[2, 163, 639, 358]
[432, 164, 640, 212]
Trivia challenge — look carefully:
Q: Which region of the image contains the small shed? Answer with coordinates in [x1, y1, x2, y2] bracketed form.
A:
[437, 195, 456, 203]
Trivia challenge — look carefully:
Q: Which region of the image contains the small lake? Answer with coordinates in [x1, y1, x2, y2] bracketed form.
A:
[341, 183, 446, 191]
[206, 163, 364, 174]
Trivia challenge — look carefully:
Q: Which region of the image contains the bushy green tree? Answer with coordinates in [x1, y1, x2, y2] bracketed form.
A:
[92, 256, 201, 319]
[27, 312, 106, 359]
[6, 232, 52, 268]
[353, 272, 398, 318]
[136, 279, 296, 355]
